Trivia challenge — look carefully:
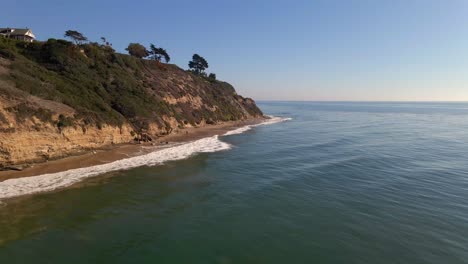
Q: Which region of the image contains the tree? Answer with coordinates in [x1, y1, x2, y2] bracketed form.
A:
[188, 54, 208, 75]
[148, 43, 170, 63]
[126, 43, 148, 58]
[101, 37, 111, 47]
[208, 73, 216, 80]
[64, 30, 88, 44]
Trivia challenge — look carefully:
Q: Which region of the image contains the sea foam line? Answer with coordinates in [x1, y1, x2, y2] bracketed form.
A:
[0, 136, 229, 199]
[0, 116, 290, 199]
[223, 116, 292, 136]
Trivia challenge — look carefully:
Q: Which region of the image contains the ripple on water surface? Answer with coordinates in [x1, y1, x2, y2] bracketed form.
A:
[2, 102, 468, 263]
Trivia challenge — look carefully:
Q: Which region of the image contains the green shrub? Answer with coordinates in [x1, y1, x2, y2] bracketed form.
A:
[57, 114, 74, 129]
[0, 38, 263, 132]
[5, 103, 53, 124]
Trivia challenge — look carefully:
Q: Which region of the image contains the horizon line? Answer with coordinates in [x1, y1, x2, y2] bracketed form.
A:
[254, 99, 468, 103]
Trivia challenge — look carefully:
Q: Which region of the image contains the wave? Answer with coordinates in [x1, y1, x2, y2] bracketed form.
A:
[223, 116, 292, 136]
[0, 136, 229, 199]
[262, 115, 292, 125]
[0, 116, 291, 199]
[223, 126, 253, 136]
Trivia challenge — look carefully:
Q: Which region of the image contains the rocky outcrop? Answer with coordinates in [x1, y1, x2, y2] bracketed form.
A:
[0, 124, 134, 166]
[0, 38, 263, 167]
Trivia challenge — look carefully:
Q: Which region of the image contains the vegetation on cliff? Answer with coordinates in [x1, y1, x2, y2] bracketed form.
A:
[0, 36, 263, 136]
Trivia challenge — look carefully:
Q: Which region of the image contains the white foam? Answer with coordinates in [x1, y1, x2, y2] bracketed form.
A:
[223, 116, 292, 136]
[260, 115, 292, 125]
[0, 135, 230, 199]
[0, 116, 291, 199]
[223, 126, 253, 136]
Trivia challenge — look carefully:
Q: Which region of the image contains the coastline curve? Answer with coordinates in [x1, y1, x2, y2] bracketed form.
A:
[0, 116, 291, 200]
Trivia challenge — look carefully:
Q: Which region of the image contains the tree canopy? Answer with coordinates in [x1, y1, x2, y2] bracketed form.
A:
[60, 32, 215, 78]
[148, 44, 170, 63]
[126, 43, 148, 58]
[188, 54, 208, 75]
[100, 37, 111, 46]
[64, 30, 88, 44]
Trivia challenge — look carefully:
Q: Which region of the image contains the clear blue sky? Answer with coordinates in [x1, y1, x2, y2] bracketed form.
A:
[4, 0, 468, 101]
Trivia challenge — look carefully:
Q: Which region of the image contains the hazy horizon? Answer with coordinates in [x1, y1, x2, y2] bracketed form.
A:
[256, 99, 468, 103]
[4, 0, 468, 101]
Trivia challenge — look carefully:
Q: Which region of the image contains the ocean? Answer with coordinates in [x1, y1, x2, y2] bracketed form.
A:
[1, 101, 468, 263]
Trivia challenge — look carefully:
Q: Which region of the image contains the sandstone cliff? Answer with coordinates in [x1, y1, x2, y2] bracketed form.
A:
[0, 38, 263, 167]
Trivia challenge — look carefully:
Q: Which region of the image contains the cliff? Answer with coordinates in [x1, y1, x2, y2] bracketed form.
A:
[0, 38, 263, 168]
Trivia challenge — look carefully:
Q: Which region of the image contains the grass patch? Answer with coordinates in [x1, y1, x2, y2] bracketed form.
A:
[0, 37, 263, 134]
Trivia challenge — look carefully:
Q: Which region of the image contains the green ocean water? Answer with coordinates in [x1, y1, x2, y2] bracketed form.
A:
[1, 102, 468, 263]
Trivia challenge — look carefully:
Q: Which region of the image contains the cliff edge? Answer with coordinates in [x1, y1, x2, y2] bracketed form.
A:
[0, 38, 263, 167]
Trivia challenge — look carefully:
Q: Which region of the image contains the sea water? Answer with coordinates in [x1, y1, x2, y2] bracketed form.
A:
[1, 102, 468, 263]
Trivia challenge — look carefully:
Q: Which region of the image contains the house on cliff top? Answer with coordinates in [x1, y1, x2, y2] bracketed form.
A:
[0, 28, 36, 42]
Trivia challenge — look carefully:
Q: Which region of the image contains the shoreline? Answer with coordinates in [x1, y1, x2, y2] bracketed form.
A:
[0, 118, 265, 182]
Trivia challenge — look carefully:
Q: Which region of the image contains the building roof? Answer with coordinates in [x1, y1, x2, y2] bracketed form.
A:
[0, 28, 35, 38]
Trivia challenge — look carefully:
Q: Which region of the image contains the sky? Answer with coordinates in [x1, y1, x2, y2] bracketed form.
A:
[3, 0, 468, 101]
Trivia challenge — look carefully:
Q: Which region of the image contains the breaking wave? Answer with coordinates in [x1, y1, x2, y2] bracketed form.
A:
[223, 116, 292, 136]
[0, 136, 229, 199]
[0, 116, 291, 199]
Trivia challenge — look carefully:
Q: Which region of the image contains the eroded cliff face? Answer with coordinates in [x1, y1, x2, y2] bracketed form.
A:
[0, 94, 136, 165]
[0, 39, 263, 167]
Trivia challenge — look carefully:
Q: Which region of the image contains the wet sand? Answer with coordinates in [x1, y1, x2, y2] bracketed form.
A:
[0, 118, 263, 182]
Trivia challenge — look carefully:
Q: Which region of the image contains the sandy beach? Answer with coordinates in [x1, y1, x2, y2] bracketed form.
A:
[0, 118, 264, 182]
